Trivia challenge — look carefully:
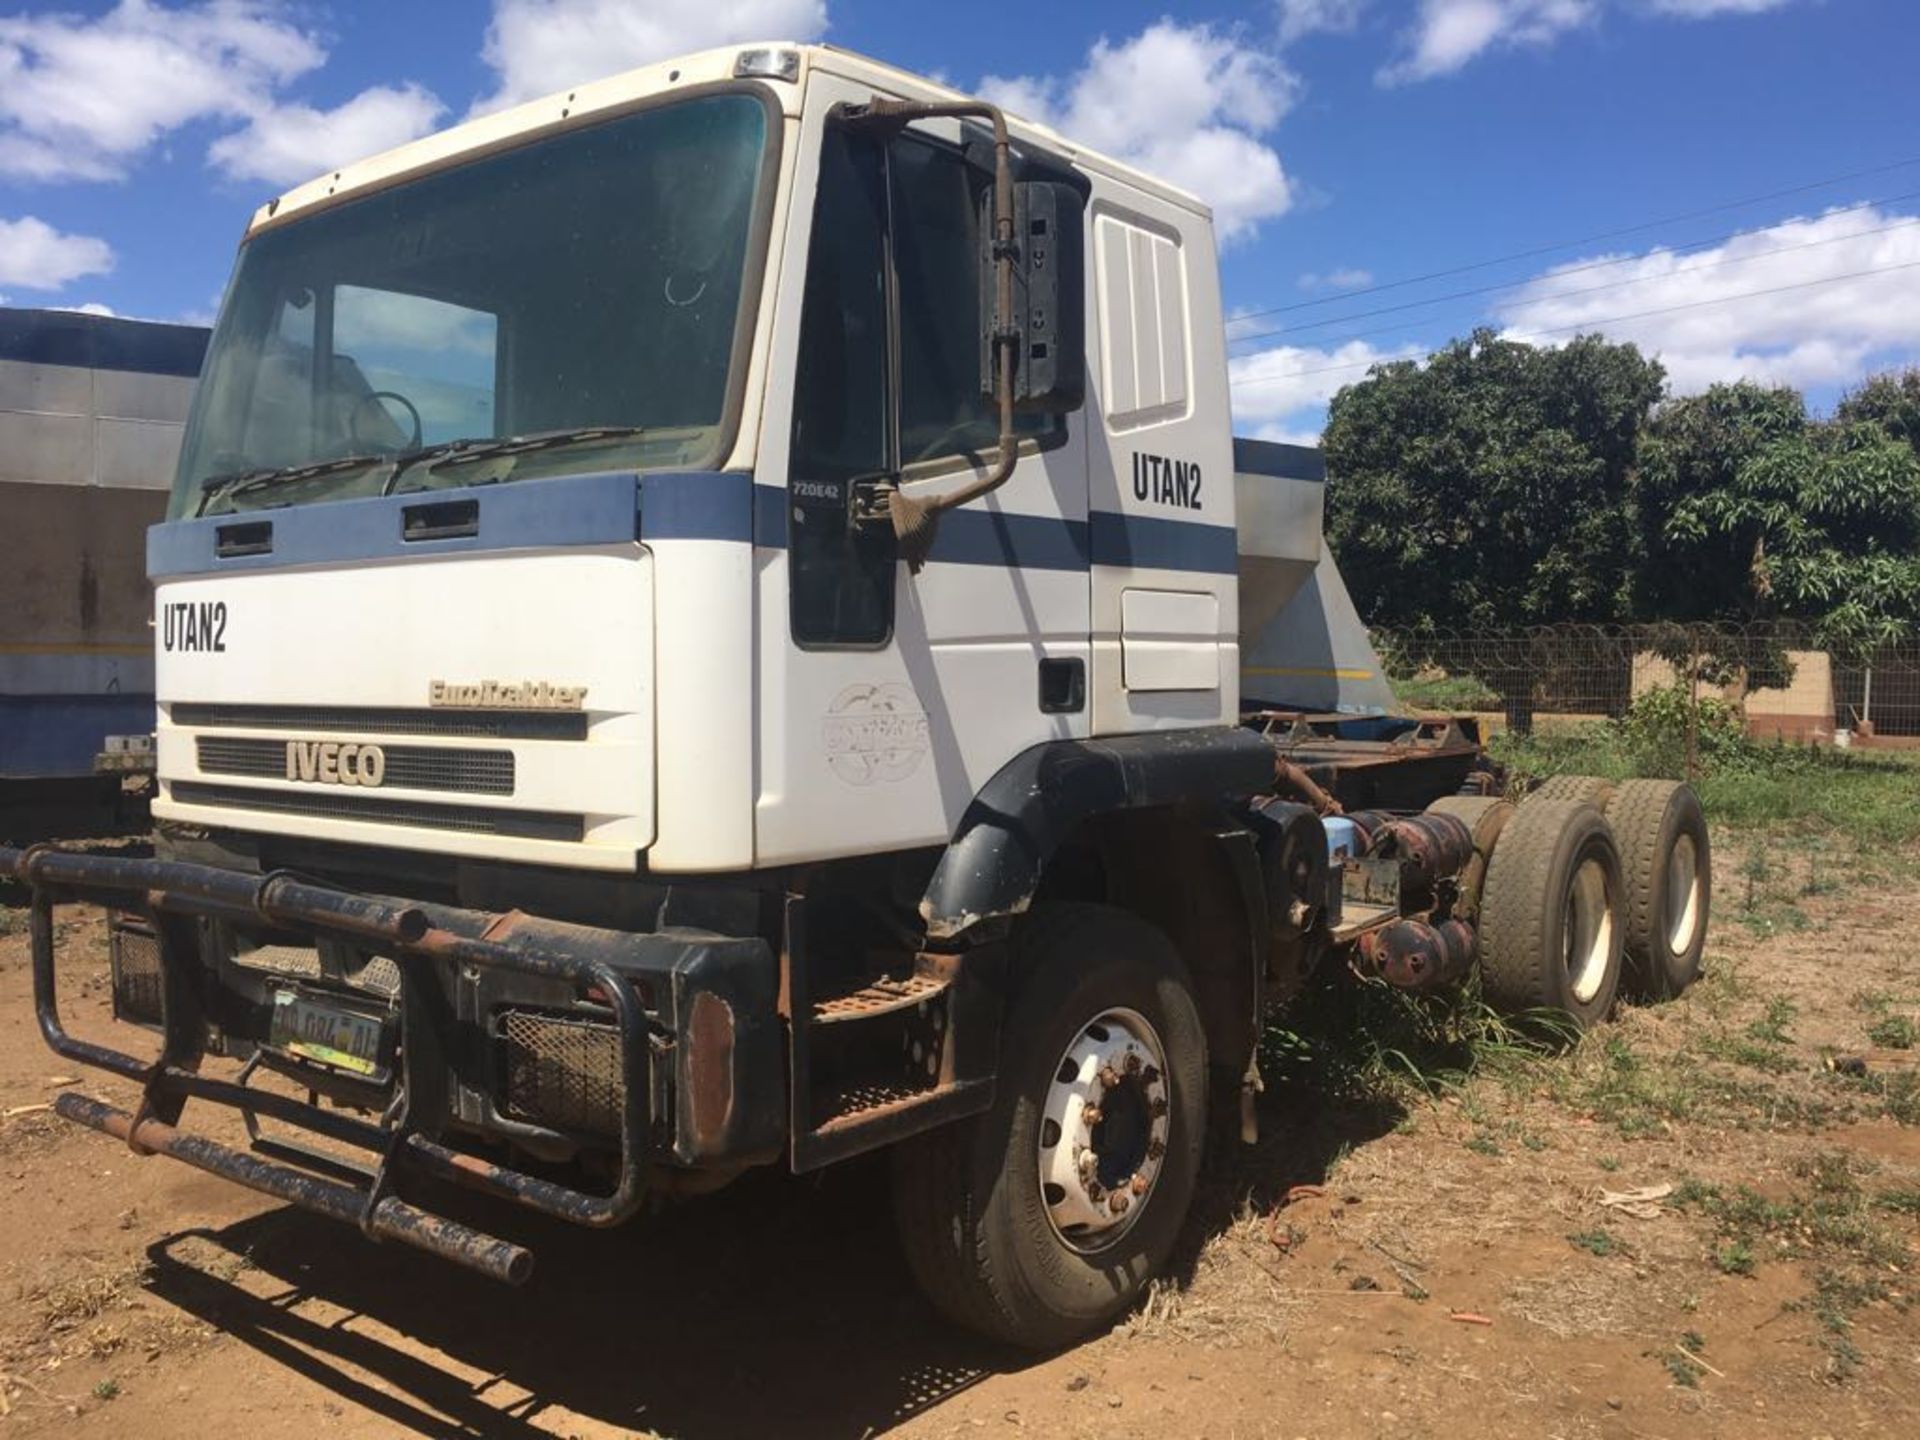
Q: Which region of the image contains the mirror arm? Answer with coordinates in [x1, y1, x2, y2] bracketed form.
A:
[848, 97, 1018, 572]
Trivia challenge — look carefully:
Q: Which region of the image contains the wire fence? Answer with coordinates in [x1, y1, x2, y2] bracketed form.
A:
[1370, 623, 1920, 740]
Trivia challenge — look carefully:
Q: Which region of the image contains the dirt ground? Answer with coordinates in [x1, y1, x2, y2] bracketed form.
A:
[2, 839, 1917, 1440]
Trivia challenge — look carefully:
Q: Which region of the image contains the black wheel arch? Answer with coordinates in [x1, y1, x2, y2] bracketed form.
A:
[917, 728, 1278, 1076]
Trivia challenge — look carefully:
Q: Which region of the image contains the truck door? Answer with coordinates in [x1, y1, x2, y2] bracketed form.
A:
[1082, 198, 1238, 733]
[753, 75, 1092, 865]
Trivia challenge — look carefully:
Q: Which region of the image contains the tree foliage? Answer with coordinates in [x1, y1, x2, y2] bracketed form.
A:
[1321, 340, 1920, 648]
[1321, 329, 1666, 635]
[1637, 382, 1920, 649]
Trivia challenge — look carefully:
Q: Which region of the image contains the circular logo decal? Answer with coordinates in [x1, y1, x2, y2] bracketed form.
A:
[823, 683, 930, 786]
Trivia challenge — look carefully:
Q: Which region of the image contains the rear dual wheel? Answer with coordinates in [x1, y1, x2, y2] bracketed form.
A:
[891, 903, 1207, 1349]
[1478, 798, 1625, 1030]
[1605, 780, 1710, 1000]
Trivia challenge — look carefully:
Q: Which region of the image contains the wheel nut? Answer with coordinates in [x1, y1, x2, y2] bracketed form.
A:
[1149, 1097, 1169, 1118]
[1129, 1173, 1149, 1196]
[1124, 1052, 1142, 1075]
[1098, 1065, 1121, 1090]
[1109, 1191, 1131, 1215]
[1082, 1105, 1102, 1127]
[1146, 1138, 1166, 1161]
[1088, 1180, 1105, 1202]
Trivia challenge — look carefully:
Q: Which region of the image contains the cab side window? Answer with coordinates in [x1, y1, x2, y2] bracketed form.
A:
[789, 127, 893, 647]
[787, 119, 1066, 647]
[892, 136, 1058, 470]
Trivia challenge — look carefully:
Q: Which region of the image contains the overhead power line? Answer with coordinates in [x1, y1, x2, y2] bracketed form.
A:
[1227, 211, 1920, 356]
[1227, 257, 1920, 393]
[1228, 193, 1920, 350]
[1236, 153, 1920, 323]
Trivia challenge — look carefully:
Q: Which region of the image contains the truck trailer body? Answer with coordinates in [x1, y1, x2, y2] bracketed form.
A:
[6, 43, 1712, 1347]
[0, 308, 209, 823]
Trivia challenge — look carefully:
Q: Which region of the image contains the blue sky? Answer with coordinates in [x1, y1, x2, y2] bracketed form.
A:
[3, 0, 1916, 442]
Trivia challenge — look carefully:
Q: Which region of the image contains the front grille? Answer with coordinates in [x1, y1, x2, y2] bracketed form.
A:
[499, 1009, 624, 1135]
[170, 781, 584, 842]
[172, 702, 587, 742]
[109, 918, 163, 1026]
[197, 736, 516, 796]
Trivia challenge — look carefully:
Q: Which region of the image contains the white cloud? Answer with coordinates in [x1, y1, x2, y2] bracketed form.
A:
[1300, 266, 1374, 291]
[209, 84, 446, 186]
[474, 0, 828, 114]
[1250, 421, 1329, 446]
[1378, 0, 1805, 82]
[1493, 204, 1920, 392]
[0, 1, 325, 181]
[1646, 0, 1792, 14]
[981, 22, 1297, 243]
[0, 216, 115, 290]
[1379, 0, 1596, 84]
[1277, 0, 1368, 43]
[1229, 338, 1424, 425]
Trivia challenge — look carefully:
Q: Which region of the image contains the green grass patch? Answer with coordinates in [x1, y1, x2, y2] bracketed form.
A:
[1569, 1228, 1621, 1257]
[1868, 1015, 1917, 1050]
[1491, 705, 1920, 850]
[1670, 1156, 1913, 1379]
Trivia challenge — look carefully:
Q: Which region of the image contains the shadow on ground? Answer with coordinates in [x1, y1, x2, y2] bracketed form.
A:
[141, 1095, 1400, 1439]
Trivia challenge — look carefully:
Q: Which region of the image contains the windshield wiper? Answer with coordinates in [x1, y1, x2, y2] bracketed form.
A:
[398, 426, 649, 484]
[196, 428, 651, 515]
[195, 453, 400, 515]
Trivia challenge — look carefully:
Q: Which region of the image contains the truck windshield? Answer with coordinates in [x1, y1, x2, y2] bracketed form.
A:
[171, 89, 773, 518]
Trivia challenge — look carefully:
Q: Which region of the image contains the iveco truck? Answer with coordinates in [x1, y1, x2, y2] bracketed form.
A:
[5, 43, 1710, 1348]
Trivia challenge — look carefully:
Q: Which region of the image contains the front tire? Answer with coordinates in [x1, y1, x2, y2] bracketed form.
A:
[891, 903, 1208, 1348]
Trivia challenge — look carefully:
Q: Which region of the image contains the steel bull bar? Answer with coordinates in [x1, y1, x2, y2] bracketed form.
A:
[2, 842, 655, 1285]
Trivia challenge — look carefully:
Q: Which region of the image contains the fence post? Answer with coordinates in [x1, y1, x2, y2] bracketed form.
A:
[1685, 634, 1701, 785]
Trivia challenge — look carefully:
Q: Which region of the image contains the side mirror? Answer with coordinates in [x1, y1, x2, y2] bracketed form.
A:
[980, 180, 1085, 414]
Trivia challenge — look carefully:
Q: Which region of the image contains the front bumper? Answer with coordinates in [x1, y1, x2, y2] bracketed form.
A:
[1, 842, 781, 1283]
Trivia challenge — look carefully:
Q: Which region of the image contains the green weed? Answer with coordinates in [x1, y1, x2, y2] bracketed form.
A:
[1867, 1015, 1917, 1050]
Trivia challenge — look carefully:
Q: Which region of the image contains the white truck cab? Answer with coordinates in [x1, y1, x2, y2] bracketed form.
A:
[154, 42, 1252, 877]
[7, 44, 1708, 1349]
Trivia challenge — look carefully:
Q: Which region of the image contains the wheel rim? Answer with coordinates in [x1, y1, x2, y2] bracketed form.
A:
[1036, 1007, 1170, 1253]
[1664, 832, 1702, 955]
[1563, 855, 1616, 1005]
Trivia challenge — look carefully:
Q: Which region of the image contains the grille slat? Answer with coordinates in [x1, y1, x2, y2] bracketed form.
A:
[172, 702, 587, 742]
[109, 921, 163, 1025]
[197, 736, 515, 796]
[170, 781, 583, 842]
[499, 1009, 624, 1135]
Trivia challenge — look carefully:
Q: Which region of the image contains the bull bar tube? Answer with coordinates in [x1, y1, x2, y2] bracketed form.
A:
[2, 841, 656, 1285]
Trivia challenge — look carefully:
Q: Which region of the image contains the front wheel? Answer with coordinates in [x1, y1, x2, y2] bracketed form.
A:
[891, 903, 1208, 1348]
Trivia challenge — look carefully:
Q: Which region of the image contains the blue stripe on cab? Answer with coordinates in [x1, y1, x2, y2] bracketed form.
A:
[640, 470, 754, 542]
[1089, 510, 1240, 575]
[149, 470, 650, 578]
[145, 467, 1241, 580]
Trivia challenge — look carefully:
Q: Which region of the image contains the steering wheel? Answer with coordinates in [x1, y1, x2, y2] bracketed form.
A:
[349, 389, 423, 451]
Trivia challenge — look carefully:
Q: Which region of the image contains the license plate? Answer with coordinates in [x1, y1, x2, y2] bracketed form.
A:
[269, 990, 386, 1078]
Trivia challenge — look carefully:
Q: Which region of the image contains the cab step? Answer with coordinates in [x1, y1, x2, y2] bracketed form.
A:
[812, 971, 949, 1024]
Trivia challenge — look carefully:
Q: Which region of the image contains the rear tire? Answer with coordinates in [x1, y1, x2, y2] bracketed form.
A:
[1604, 780, 1710, 1001]
[891, 903, 1207, 1349]
[1478, 799, 1625, 1031]
[1524, 774, 1616, 808]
